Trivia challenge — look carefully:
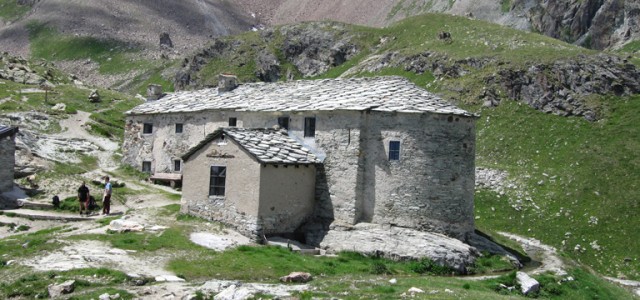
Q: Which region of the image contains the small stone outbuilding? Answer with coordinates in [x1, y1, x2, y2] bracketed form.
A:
[0, 125, 18, 195]
[181, 127, 320, 238]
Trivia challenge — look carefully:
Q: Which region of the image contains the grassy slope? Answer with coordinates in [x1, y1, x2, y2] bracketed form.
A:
[184, 14, 639, 281]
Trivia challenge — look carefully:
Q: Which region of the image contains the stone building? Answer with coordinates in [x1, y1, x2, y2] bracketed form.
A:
[0, 125, 18, 194]
[123, 76, 478, 240]
[181, 127, 319, 237]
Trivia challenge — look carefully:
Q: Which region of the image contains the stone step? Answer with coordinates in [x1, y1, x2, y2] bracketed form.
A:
[18, 199, 55, 210]
[0, 209, 97, 222]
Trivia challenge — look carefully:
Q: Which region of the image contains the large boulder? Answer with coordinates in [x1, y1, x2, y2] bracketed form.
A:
[317, 223, 480, 273]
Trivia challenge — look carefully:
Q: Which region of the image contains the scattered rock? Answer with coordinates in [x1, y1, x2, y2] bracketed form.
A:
[516, 271, 540, 295]
[48, 280, 75, 298]
[214, 284, 254, 300]
[279, 272, 312, 283]
[108, 219, 144, 232]
[160, 32, 174, 48]
[51, 103, 66, 111]
[407, 287, 424, 294]
[155, 275, 186, 282]
[88, 89, 101, 103]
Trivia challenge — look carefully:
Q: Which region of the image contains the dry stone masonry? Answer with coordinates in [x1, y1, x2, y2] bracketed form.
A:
[124, 76, 478, 241]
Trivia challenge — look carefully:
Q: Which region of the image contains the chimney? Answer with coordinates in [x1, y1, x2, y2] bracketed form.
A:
[218, 74, 238, 93]
[146, 84, 163, 101]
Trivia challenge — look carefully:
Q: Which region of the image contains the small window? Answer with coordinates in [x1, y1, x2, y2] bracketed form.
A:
[142, 161, 152, 173]
[175, 123, 183, 133]
[278, 117, 289, 130]
[209, 166, 226, 196]
[304, 117, 316, 137]
[174, 160, 181, 172]
[143, 123, 153, 134]
[389, 141, 400, 161]
[228, 117, 237, 127]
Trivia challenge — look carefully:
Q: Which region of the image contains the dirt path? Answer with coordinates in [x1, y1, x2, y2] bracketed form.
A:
[498, 232, 567, 276]
[55, 111, 119, 171]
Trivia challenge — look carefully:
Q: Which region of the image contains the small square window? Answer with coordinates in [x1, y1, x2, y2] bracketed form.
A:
[209, 166, 226, 196]
[175, 123, 183, 133]
[228, 117, 237, 127]
[142, 161, 152, 173]
[389, 141, 400, 161]
[143, 123, 153, 134]
[174, 160, 181, 172]
[304, 117, 315, 137]
[278, 117, 289, 130]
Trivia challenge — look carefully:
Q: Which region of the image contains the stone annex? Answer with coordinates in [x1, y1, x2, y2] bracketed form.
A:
[0, 125, 18, 206]
[123, 75, 478, 242]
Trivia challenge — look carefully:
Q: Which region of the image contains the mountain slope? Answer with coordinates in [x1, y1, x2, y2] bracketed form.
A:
[0, 0, 255, 58]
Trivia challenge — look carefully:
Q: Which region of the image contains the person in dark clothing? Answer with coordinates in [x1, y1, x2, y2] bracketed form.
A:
[77, 181, 90, 215]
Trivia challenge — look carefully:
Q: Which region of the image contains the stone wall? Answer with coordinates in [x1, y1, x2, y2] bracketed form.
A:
[0, 134, 16, 193]
[180, 133, 317, 238]
[128, 108, 476, 239]
[363, 112, 476, 239]
[181, 134, 263, 238]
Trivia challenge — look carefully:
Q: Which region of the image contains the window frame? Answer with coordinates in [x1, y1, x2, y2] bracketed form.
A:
[174, 160, 181, 172]
[143, 123, 153, 134]
[304, 117, 316, 138]
[228, 117, 237, 127]
[175, 123, 183, 134]
[142, 161, 152, 173]
[388, 140, 401, 161]
[209, 166, 227, 196]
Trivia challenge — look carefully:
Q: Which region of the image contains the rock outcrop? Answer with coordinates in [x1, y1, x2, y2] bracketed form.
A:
[173, 23, 360, 90]
[316, 223, 480, 273]
[527, 0, 640, 50]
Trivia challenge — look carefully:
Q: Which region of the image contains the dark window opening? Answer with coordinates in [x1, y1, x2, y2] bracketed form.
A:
[228, 117, 237, 127]
[389, 141, 400, 161]
[304, 117, 316, 137]
[209, 166, 226, 196]
[142, 161, 152, 173]
[174, 160, 181, 172]
[143, 123, 153, 134]
[175, 123, 183, 133]
[278, 117, 289, 130]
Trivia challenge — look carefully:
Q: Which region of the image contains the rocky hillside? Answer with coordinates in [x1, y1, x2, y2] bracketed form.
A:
[233, 0, 640, 50]
[0, 0, 255, 58]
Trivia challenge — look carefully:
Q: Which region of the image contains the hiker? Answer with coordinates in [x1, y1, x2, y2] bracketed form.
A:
[102, 176, 112, 215]
[77, 181, 90, 215]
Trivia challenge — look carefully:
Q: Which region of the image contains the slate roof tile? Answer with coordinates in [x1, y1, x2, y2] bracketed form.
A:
[127, 76, 474, 117]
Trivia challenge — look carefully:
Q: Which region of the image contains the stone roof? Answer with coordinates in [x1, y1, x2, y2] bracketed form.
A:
[0, 125, 18, 139]
[182, 128, 320, 165]
[127, 76, 474, 117]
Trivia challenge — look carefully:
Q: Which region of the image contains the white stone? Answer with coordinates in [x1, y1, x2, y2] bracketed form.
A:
[155, 275, 186, 282]
[407, 287, 424, 293]
[108, 219, 144, 232]
[214, 284, 254, 300]
[516, 271, 540, 295]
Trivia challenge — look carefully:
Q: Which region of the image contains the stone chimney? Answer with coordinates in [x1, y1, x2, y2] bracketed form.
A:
[147, 84, 163, 101]
[218, 74, 238, 92]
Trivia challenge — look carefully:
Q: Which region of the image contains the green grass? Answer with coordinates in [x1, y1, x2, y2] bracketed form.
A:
[0, 227, 68, 260]
[474, 96, 640, 280]
[0, 0, 31, 23]
[0, 268, 133, 299]
[619, 40, 640, 53]
[27, 21, 143, 74]
[50, 154, 98, 176]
